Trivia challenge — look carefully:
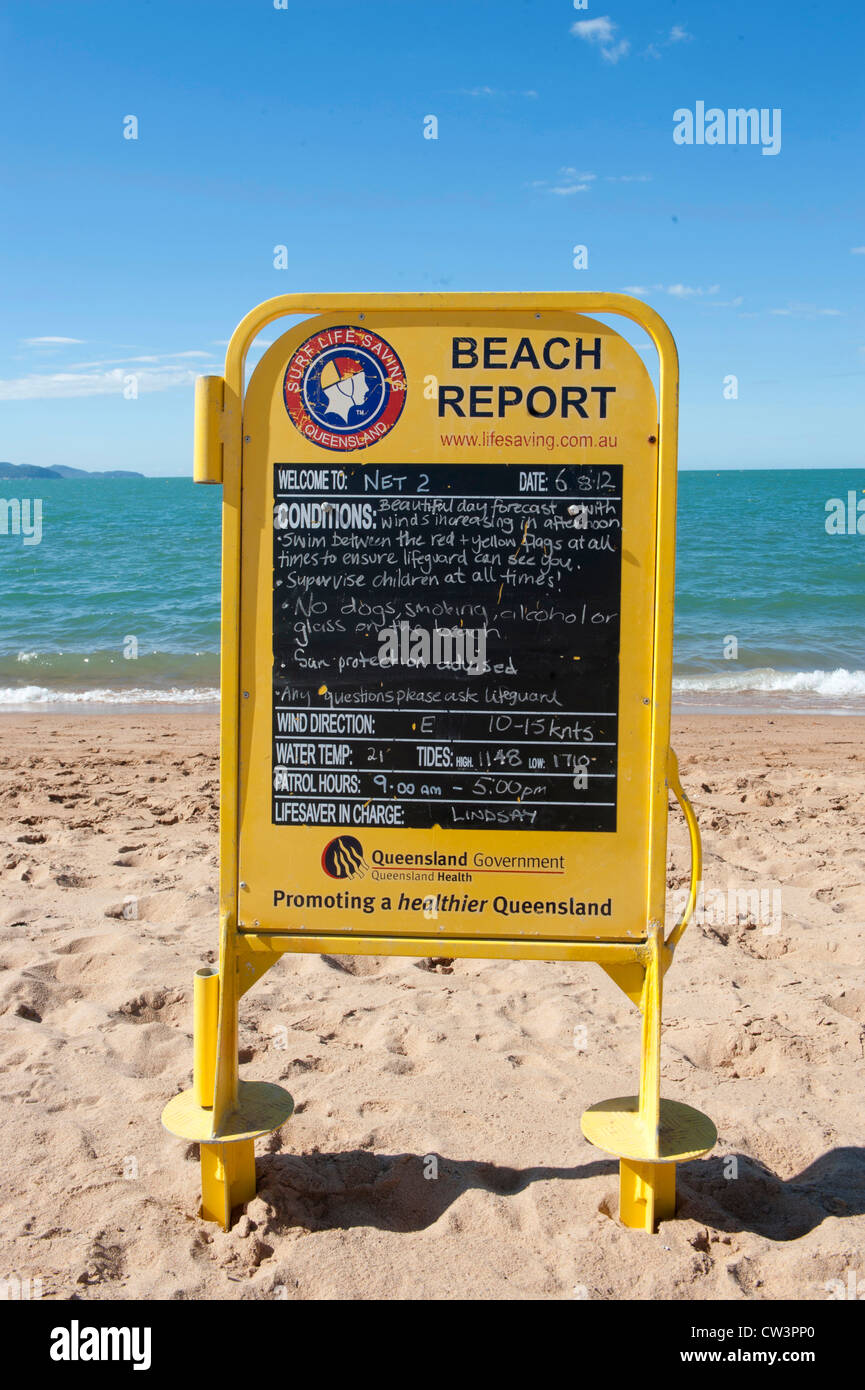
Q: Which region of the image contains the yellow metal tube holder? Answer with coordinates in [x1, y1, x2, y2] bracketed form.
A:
[192, 966, 218, 1109]
[193, 376, 225, 485]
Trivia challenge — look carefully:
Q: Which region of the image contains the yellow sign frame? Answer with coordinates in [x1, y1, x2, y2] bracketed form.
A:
[163, 293, 715, 1235]
[238, 306, 659, 948]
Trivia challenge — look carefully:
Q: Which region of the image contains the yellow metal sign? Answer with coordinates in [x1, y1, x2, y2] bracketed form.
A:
[236, 306, 668, 951]
[163, 294, 715, 1236]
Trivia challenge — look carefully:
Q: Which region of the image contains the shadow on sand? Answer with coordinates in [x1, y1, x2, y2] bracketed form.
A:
[253, 1144, 865, 1240]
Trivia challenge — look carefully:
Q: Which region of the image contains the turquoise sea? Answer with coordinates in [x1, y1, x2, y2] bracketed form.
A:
[0, 470, 862, 712]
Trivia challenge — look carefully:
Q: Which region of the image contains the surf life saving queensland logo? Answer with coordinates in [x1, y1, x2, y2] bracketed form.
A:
[283, 325, 407, 451]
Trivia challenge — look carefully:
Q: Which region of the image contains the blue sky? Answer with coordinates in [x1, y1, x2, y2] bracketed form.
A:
[1, 0, 862, 474]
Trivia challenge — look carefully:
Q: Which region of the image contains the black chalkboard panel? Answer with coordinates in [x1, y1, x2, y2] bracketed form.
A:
[272, 463, 621, 832]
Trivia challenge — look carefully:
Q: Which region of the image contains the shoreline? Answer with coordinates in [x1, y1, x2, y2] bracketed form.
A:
[1, 701, 863, 718]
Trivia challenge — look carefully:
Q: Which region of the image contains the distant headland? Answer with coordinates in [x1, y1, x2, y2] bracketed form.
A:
[0, 461, 146, 480]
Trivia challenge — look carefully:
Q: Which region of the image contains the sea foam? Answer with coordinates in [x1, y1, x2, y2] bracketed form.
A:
[0, 685, 219, 706]
[673, 667, 865, 698]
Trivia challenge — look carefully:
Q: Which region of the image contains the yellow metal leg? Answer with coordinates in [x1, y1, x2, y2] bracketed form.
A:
[581, 924, 716, 1231]
[619, 1158, 677, 1232]
[637, 923, 663, 1146]
[200, 1139, 257, 1227]
[161, 935, 294, 1230]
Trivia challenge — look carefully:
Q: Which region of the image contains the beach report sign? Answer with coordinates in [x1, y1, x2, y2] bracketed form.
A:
[167, 294, 708, 1238]
[233, 300, 670, 947]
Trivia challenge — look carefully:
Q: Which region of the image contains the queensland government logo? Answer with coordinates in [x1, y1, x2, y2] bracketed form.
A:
[283, 325, 406, 451]
[322, 835, 369, 880]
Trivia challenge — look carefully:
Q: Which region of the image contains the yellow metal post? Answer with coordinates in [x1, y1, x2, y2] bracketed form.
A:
[581, 756, 716, 1231]
[619, 922, 675, 1231]
[200, 1141, 257, 1228]
[162, 933, 293, 1228]
[162, 362, 293, 1229]
[191, 962, 257, 1225]
[619, 1159, 677, 1231]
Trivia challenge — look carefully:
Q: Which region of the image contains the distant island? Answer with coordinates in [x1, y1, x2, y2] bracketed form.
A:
[0, 461, 146, 480]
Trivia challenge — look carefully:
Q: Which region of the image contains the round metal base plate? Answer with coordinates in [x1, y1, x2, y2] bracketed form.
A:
[581, 1095, 716, 1164]
[162, 1080, 295, 1144]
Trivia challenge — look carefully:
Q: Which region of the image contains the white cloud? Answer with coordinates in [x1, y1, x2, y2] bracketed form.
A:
[530, 172, 595, 194]
[622, 283, 715, 297]
[21, 336, 85, 346]
[571, 16, 616, 44]
[67, 350, 215, 369]
[851, 246, 865, 254]
[769, 303, 843, 317]
[570, 16, 630, 63]
[667, 283, 720, 298]
[0, 364, 201, 401]
[601, 40, 629, 64]
[534, 169, 649, 195]
[641, 23, 693, 59]
[621, 284, 741, 305]
[459, 87, 538, 98]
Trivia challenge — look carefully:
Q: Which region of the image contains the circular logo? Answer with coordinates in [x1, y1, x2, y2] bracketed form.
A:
[284, 326, 406, 451]
[321, 835, 368, 880]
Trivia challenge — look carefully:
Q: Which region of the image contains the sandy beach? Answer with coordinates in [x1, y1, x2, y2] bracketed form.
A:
[0, 711, 863, 1301]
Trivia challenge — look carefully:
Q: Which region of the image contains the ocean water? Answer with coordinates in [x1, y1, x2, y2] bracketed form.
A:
[673, 469, 864, 712]
[0, 470, 862, 712]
